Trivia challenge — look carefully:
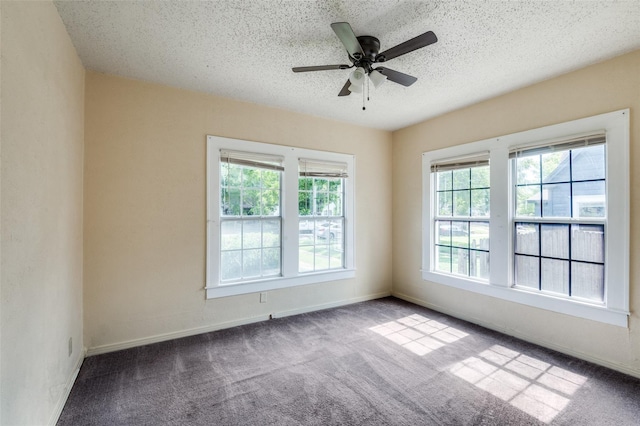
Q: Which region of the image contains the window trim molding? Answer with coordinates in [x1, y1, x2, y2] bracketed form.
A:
[422, 109, 630, 327]
[206, 135, 356, 299]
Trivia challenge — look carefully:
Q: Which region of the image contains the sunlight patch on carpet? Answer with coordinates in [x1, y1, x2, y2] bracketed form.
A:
[369, 314, 469, 356]
[450, 344, 587, 423]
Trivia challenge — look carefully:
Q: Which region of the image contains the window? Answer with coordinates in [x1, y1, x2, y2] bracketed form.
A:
[432, 156, 490, 279]
[219, 150, 282, 282]
[512, 138, 606, 302]
[207, 136, 355, 299]
[298, 159, 347, 273]
[422, 110, 629, 326]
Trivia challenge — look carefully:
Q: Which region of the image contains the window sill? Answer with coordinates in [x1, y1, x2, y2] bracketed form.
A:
[421, 270, 628, 327]
[206, 269, 356, 299]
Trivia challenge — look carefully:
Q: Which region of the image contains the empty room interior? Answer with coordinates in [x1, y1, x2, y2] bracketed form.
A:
[2, 1, 640, 425]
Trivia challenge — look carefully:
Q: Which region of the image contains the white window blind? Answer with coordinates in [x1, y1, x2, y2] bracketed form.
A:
[430, 152, 490, 172]
[220, 149, 284, 171]
[508, 133, 606, 159]
[299, 158, 349, 178]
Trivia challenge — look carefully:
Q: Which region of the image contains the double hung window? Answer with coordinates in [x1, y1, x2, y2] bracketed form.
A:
[298, 159, 347, 273]
[207, 136, 355, 299]
[422, 110, 629, 326]
[432, 155, 490, 279]
[512, 137, 606, 302]
[219, 150, 283, 282]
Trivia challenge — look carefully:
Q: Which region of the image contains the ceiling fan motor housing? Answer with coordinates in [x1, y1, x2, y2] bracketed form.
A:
[353, 36, 382, 69]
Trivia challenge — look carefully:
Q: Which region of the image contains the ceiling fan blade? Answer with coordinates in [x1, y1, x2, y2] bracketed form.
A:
[377, 31, 437, 62]
[292, 65, 351, 72]
[375, 67, 417, 87]
[331, 22, 364, 59]
[338, 79, 351, 97]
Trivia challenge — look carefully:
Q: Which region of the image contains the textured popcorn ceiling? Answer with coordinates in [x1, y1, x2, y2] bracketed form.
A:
[54, 1, 640, 131]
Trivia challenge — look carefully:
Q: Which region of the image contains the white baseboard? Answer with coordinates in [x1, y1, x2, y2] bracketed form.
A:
[392, 290, 640, 380]
[86, 292, 390, 357]
[273, 291, 391, 319]
[48, 349, 85, 426]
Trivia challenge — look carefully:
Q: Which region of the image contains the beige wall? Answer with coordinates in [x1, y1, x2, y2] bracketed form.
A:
[392, 50, 640, 377]
[83, 71, 393, 352]
[1, 2, 85, 425]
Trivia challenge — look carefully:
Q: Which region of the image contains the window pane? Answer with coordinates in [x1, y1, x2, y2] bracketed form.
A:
[572, 145, 605, 181]
[299, 191, 312, 216]
[325, 194, 342, 216]
[262, 170, 280, 189]
[242, 249, 261, 278]
[436, 245, 451, 273]
[312, 192, 327, 216]
[451, 221, 469, 248]
[541, 151, 570, 183]
[453, 169, 470, 190]
[299, 219, 314, 244]
[470, 222, 489, 250]
[571, 263, 604, 302]
[221, 250, 242, 281]
[436, 221, 452, 246]
[516, 156, 541, 185]
[471, 189, 490, 217]
[262, 189, 280, 216]
[515, 255, 539, 289]
[515, 223, 539, 256]
[262, 248, 280, 276]
[262, 220, 280, 248]
[314, 247, 330, 271]
[471, 165, 490, 188]
[221, 163, 241, 187]
[222, 187, 241, 216]
[438, 171, 452, 191]
[242, 189, 261, 216]
[242, 220, 261, 249]
[573, 181, 605, 218]
[221, 221, 242, 250]
[298, 245, 314, 272]
[330, 244, 344, 269]
[541, 183, 571, 217]
[299, 178, 313, 190]
[437, 191, 453, 216]
[453, 190, 470, 216]
[470, 250, 490, 280]
[243, 168, 261, 188]
[571, 225, 604, 263]
[516, 185, 541, 217]
[452, 247, 469, 275]
[541, 258, 569, 295]
[541, 224, 569, 259]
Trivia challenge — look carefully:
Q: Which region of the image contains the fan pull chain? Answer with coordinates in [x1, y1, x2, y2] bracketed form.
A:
[362, 80, 366, 110]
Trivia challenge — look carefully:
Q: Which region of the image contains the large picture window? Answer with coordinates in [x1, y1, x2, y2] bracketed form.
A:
[422, 110, 629, 327]
[207, 136, 355, 299]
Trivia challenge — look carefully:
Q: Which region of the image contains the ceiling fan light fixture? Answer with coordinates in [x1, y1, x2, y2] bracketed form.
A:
[348, 83, 362, 93]
[349, 67, 366, 86]
[369, 69, 387, 88]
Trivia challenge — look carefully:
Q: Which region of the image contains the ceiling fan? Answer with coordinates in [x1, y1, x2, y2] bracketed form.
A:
[293, 22, 437, 102]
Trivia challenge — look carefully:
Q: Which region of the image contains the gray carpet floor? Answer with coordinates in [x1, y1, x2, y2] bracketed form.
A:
[58, 297, 640, 425]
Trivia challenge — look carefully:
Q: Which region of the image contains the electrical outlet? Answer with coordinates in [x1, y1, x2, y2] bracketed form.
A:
[68, 337, 73, 357]
[260, 292, 267, 303]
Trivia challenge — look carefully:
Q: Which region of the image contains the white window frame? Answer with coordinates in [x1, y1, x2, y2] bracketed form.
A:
[422, 109, 629, 327]
[207, 135, 355, 299]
